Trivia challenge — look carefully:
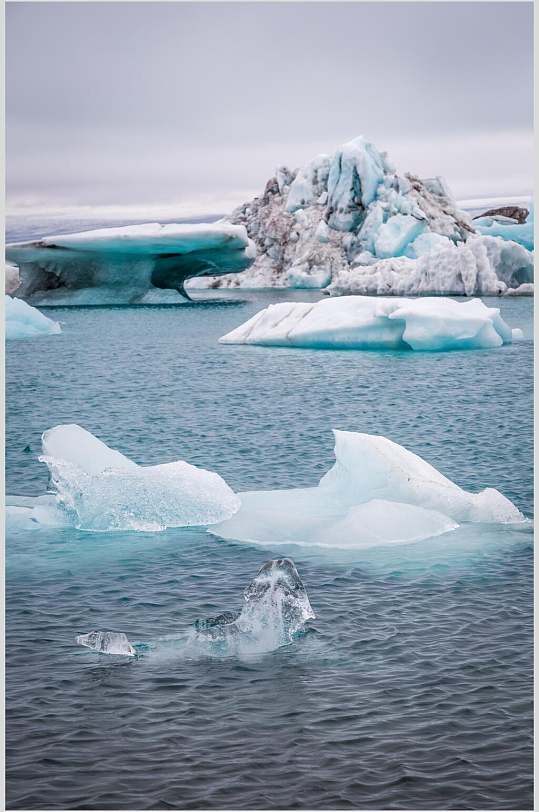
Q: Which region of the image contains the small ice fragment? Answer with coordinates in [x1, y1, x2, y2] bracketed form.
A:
[76, 631, 136, 656]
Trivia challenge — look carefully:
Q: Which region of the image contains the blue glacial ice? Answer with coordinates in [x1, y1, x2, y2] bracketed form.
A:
[6, 221, 256, 306]
[474, 209, 534, 251]
[212, 430, 524, 550]
[219, 295, 522, 352]
[5, 294, 61, 340]
[7, 424, 240, 532]
[75, 559, 314, 659]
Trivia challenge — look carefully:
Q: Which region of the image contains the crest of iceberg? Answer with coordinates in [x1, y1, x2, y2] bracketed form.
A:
[76, 631, 136, 657]
[5, 294, 61, 340]
[219, 296, 521, 352]
[212, 430, 523, 550]
[190, 134, 533, 295]
[192, 558, 315, 655]
[8, 424, 240, 532]
[6, 222, 255, 306]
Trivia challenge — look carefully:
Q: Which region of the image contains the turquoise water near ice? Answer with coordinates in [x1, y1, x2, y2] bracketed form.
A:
[6, 291, 533, 809]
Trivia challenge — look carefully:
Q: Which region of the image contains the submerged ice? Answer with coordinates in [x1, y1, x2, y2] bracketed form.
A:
[8, 424, 240, 532]
[213, 430, 523, 550]
[5, 294, 61, 340]
[220, 296, 521, 352]
[75, 559, 314, 659]
[6, 222, 255, 306]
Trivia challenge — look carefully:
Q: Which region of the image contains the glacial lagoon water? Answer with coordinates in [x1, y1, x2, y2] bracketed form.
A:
[6, 290, 533, 809]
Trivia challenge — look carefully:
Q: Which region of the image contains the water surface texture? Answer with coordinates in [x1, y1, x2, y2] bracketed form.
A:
[6, 291, 533, 810]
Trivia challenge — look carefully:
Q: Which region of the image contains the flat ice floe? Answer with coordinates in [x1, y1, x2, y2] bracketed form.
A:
[212, 430, 524, 550]
[8, 424, 240, 532]
[5, 294, 61, 339]
[219, 296, 522, 351]
[6, 221, 255, 306]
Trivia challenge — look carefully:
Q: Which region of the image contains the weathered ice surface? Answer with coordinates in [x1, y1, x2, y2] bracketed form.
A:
[213, 430, 524, 550]
[189, 135, 533, 295]
[220, 296, 522, 352]
[6, 222, 255, 305]
[5, 295, 62, 340]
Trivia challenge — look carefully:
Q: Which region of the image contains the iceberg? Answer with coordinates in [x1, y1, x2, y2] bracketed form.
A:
[76, 631, 136, 657]
[191, 558, 315, 655]
[219, 295, 520, 352]
[212, 431, 523, 550]
[9, 424, 240, 532]
[190, 135, 518, 293]
[5, 294, 61, 339]
[6, 221, 255, 306]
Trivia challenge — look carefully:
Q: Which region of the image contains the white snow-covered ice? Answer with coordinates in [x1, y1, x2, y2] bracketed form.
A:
[5, 294, 62, 339]
[219, 295, 520, 352]
[212, 430, 524, 550]
[6, 222, 255, 306]
[8, 424, 240, 532]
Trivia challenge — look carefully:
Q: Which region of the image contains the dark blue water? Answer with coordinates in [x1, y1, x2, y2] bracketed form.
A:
[6, 292, 533, 809]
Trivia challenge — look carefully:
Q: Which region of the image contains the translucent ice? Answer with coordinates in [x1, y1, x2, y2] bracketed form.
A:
[5, 295, 61, 340]
[212, 431, 523, 550]
[76, 631, 136, 656]
[373, 213, 426, 259]
[13, 424, 240, 532]
[219, 296, 520, 352]
[192, 558, 315, 655]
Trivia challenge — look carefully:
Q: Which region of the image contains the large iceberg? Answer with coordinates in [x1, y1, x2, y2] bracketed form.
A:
[188, 135, 533, 295]
[6, 222, 255, 306]
[219, 296, 522, 352]
[212, 431, 524, 550]
[5, 294, 61, 339]
[9, 424, 240, 532]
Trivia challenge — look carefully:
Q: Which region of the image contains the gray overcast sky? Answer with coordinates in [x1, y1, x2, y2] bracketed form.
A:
[6, 1, 533, 217]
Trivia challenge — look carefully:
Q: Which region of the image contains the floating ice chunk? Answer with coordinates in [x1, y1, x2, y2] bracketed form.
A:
[192, 558, 315, 654]
[31, 424, 240, 532]
[76, 631, 136, 656]
[373, 214, 426, 259]
[6, 222, 255, 306]
[5, 295, 61, 340]
[219, 296, 519, 352]
[213, 431, 523, 551]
